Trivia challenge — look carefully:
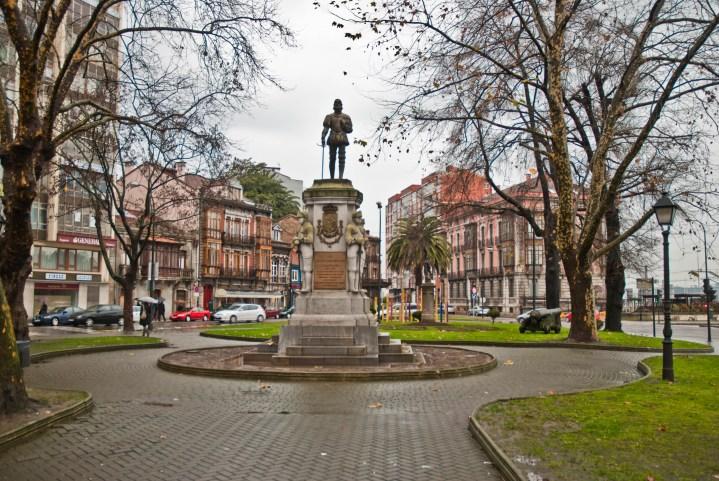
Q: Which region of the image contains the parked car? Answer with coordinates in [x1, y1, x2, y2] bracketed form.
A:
[378, 303, 419, 320]
[468, 306, 490, 317]
[279, 306, 295, 319]
[69, 304, 124, 327]
[170, 307, 212, 322]
[33, 306, 84, 326]
[565, 310, 605, 329]
[213, 304, 266, 323]
[264, 307, 280, 319]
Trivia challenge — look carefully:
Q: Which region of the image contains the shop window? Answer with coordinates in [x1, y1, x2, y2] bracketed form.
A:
[87, 285, 100, 306]
[41, 247, 58, 269]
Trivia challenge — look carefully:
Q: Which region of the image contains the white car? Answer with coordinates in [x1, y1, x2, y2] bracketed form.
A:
[468, 306, 490, 317]
[213, 303, 266, 323]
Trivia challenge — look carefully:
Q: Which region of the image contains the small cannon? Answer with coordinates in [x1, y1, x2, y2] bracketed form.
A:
[517, 307, 562, 334]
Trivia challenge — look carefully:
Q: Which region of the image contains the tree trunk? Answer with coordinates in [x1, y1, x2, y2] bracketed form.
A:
[0, 151, 41, 341]
[543, 212, 561, 309]
[603, 202, 625, 331]
[121, 280, 137, 333]
[0, 278, 28, 414]
[566, 262, 599, 342]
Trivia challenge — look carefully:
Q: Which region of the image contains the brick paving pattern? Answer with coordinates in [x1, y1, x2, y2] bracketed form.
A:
[2, 332, 646, 481]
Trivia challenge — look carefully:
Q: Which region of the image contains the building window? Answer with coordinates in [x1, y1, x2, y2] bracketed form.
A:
[498, 278, 503, 298]
[272, 226, 282, 241]
[508, 277, 515, 298]
[32, 246, 100, 272]
[526, 243, 544, 265]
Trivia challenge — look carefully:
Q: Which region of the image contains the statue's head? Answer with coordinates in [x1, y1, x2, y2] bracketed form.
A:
[352, 210, 362, 221]
[299, 209, 309, 221]
[333, 98, 343, 113]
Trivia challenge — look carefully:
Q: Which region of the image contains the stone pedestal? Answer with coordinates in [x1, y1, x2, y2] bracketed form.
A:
[274, 179, 388, 366]
[420, 283, 436, 323]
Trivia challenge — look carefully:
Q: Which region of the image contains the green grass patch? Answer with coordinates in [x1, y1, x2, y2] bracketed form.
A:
[200, 320, 708, 350]
[0, 388, 88, 436]
[31, 336, 163, 355]
[379, 320, 707, 349]
[202, 322, 285, 339]
[477, 356, 719, 481]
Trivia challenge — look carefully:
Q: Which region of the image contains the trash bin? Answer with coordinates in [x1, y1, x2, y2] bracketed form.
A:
[16, 340, 31, 368]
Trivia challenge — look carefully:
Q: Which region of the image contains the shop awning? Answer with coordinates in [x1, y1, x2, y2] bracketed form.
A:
[215, 289, 283, 299]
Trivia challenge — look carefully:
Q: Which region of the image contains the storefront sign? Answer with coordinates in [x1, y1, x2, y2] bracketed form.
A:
[57, 232, 117, 248]
[36, 283, 79, 290]
[45, 273, 67, 280]
[76, 274, 93, 281]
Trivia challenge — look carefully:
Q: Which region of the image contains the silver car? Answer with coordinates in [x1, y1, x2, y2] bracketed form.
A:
[213, 303, 266, 323]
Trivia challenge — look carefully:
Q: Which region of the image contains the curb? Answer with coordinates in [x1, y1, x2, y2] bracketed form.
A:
[400, 339, 713, 353]
[31, 340, 169, 361]
[199, 332, 713, 354]
[467, 359, 652, 481]
[157, 345, 498, 382]
[0, 390, 94, 452]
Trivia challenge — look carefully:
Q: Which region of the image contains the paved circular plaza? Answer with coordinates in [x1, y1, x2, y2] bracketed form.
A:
[1, 332, 647, 481]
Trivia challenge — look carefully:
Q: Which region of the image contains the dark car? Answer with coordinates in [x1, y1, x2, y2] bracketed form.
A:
[69, 304, 124, 327]
[33, 306, 84, 327]
[279, 306, 295, 319]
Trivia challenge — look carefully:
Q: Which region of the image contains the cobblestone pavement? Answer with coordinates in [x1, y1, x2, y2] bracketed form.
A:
[3, 332, 647, 481]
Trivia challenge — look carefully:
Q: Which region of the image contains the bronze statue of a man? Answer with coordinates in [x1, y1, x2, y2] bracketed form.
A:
[321, 99, 353, 179]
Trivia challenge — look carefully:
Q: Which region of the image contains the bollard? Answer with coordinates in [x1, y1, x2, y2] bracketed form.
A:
[16, 340, 31, 368]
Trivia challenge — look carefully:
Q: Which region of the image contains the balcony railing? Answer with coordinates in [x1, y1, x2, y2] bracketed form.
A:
[222, 232, 255, 246]
[140, 265, 194, 280]
[448, 270, 465, 281]
[219, 267, 256, 279]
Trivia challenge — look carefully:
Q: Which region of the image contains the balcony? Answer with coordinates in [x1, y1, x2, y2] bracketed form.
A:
[219, 267, 256, 280]
[478, 267, 503, 277]
[141, 265, 194, 280]
[222, 232, 255, 247]
[448, 270, 465, 281]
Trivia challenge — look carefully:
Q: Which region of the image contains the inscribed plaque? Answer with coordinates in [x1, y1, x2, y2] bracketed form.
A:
[314, 251, 347, 290]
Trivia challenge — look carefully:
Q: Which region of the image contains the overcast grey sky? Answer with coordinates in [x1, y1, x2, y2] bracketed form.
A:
[226, 2, 429, 241]
[225, 1, 718, 288]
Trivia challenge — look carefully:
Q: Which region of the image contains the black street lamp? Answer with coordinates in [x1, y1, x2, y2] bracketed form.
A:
[653, 192, 678, 381]
[376, 201, 383, 320]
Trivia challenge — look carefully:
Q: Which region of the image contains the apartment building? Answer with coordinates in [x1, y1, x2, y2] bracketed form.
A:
[1, 1, 123, 316]
[384, 167, 489, 302]
[387, 170, 607, 314]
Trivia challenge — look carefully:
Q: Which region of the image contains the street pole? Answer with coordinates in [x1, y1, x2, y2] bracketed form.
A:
[651, 276, 656, 337]
[531, 227, 536, 310]
[700, 223, 712, 344]
[377, 201, 383, 322]
[661, 228, 674, 382]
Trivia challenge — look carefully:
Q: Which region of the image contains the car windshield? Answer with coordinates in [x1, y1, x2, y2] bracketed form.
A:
[49, 306, 68, 313]
[226, 304, 244, 310]
[85, 305, 99, 311]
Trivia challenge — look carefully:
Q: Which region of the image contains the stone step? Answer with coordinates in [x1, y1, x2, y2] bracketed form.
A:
[285, 345, 367, 356]
[301, 325, 356, 338]
[378, 332, 391, 345]
[272, 355, 379, 366]
[300, 336, 355, 346]
[379, 352, 417, 363]
[379, 343, 403, 354]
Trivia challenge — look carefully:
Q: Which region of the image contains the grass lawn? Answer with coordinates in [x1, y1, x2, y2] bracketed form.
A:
[476, 355, 719, 481]
[0, 388, 88, 436]
[201, 320, 708, 350]
[202, 322, 286, 339]
[31, 336, 163, 355]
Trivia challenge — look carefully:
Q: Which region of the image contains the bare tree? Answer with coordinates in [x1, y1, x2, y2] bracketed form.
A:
[335, 0, 719, 342]
[0, 0, 292, 413]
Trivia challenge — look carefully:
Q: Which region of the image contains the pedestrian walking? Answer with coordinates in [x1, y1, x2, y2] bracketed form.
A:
[39, 300, 48, 317]
[140, 302, 153, 337]
[158, 300, 166, 321]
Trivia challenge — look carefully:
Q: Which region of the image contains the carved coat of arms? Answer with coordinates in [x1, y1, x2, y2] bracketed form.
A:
[316, 205, 343, 246]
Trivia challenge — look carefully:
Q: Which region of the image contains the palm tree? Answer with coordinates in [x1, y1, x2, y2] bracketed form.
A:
[387, 216, 451, 297]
